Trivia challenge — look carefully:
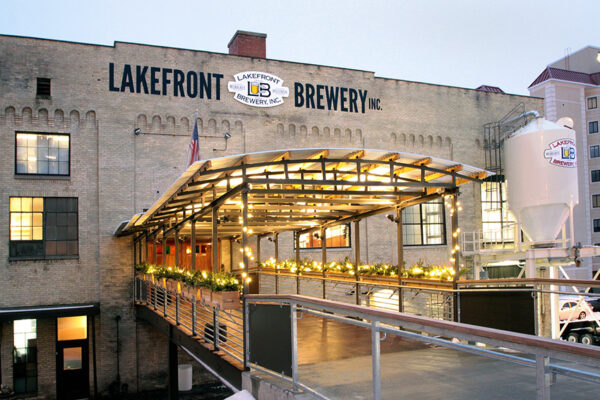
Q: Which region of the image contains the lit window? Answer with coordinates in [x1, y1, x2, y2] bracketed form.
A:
[591, 145, 600, 159]
[297, 224, 350, 249]
[13, 319, 37, 394]
[57, 316, 87, 341]
[589, 97, 598, 110]
[481, 180, 516, 243]
[15, 132, 70, 176]
[590, 121, 599, 134]
[9, 197, 78, 259]
[402, 199, 446, 246]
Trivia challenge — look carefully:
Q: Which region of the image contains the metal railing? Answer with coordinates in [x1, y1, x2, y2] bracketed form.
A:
[134, 277, 244, 365]
[257, 269, 455, 321]
[245, 294, 600, 400]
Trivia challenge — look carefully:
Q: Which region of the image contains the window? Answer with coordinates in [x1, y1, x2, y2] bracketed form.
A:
[402, 199, 446, 246]
[590, 121, 599, 134]
[9, 197, 78, 259]
[15, 133, 70, 176]
[594, 195, 600, 208]
[13, 319, 37, 395]
[297, 224, 350, 249]
[594, 219, 600, 233]
[591, 145, 600, 158]
[589, 97, 598, 110]
[592, 170, 600, 182]
[481, 179, 516, 243]
[36, 77, 50, 97]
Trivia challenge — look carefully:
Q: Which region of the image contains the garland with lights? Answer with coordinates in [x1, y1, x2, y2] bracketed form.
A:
[259, 257, 457, 281]
[135, 263, 242, 292]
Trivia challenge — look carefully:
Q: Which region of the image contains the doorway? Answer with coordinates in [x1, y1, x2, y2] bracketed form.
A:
[56, 316, 89, 399]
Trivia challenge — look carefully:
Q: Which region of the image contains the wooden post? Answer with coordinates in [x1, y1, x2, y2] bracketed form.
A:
[242, 191, 249, 295]
[153, 233, 158, 265]
[162, 226, 167, 266]
[321, 226, 327, 299]
[256, 236, 261, 266]
[274, 233, 279, 294]
[295, 230, 300, 294]
[143, 233, 148, 263]
[451, 195, 459, 277]
[191, 218, 196, 270]
[354, 220, 361, 305]
[396, 208, 403, 313]
[212, 207, 219, 273]
[174, 229, 180, 268]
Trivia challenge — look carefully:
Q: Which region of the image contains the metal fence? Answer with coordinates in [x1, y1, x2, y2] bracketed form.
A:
[258, 271, 455, 321]
[134, 277, 244, 366]
[245, 293, 600, 400]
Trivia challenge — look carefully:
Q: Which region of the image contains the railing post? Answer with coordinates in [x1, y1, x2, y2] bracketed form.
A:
[153, 284, 157, 311]
[371, 320, 381, 400]
[192, 297, 197, 336]
[214, 307, 220, 350]
[163, 288, 168, 317]
[244, 298, 250, 370]
[176, 292, 180, 325]
[536, 353, 551, 400]
[291, 303, 299, 392]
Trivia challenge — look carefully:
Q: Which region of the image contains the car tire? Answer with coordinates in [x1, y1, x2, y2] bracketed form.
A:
[579, 311, 587, 320]
[581, 333, 594, 345]
[566, 332, 579, 343]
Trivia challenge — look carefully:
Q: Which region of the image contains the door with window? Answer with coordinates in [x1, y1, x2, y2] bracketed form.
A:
[56, 316, 89, 400]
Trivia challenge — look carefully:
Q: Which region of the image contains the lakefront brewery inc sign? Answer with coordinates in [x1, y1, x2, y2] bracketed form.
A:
[227, 71, 290, 107]
[543, 138, 577, 168]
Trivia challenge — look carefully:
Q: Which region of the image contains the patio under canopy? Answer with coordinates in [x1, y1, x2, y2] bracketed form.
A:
[117, 148, 490, 277]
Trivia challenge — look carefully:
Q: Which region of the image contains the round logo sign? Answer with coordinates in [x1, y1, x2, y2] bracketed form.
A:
[543, 138, 577, 168]
[228, 71, 289, 108]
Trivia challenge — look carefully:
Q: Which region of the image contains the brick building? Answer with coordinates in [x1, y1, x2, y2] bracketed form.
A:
[0, 31, 542, 398]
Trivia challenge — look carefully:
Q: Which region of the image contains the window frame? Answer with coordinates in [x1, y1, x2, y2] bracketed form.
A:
[588, 96, 598, 110]
[402, 199, 447, 247]
[591, 145, 600, 159]
[594, 219, 600, 233]
[36, 77, 51, 98]
[296, 223, 352, 250]
[15, 131, 71, 177]
[9, 197, 79, 261]
[590, 121, 599, 135]
[592, 170, 600, 183]
[593, 194, 600, 208]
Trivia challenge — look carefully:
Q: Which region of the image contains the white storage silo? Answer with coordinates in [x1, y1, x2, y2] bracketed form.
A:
[504, 117, 578, 243]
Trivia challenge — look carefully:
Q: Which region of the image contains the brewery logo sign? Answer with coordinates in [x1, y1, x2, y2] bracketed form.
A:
[228, 71, 289, 107]
[544, 138, 577, 168]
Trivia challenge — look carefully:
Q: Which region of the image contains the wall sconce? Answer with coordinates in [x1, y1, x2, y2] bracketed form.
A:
[185, 247, 191, 254]
[213, 132, 231, 152]
[134, 128, 142, 135]
[386, 214, 400, 223]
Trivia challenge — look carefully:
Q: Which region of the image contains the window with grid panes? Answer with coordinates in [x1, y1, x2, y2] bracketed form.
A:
[15, 133, 69, 176]
[297, 224, 351, 249]
[592, 170, 600, 183]
[591, 145, 600, 158]
[9, 197, 78, 259]
[402, 199, 446, 246]
[481, 180, 516, 243]
[589, 97, 598, 110]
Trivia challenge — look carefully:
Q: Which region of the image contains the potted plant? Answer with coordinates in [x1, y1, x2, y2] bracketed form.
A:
[210, 272, 242, 310]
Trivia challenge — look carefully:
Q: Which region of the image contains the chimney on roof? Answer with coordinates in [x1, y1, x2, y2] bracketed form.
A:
[228, 30, 266, 58]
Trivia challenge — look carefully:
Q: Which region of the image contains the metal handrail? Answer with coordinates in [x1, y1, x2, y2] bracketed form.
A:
[245, 294, 600, 400]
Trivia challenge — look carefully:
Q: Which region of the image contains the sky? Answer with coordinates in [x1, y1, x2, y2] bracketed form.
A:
[1, 0, 598, 95]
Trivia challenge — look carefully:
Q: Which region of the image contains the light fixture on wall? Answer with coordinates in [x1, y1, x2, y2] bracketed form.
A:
[213, 132, 231, 152]
[386, 214, 400, 223]
[134, 128, 142, 135]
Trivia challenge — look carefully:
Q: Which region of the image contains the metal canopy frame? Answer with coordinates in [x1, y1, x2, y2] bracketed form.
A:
[119, 148, 489, 240]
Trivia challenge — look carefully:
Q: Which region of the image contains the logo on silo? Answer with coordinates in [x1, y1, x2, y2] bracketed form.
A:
[544, 138, 577, 168]
[228, 71, 289, 107]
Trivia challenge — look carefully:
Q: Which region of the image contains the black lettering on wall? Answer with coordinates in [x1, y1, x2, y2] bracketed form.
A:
[136, 66, 149, 94]
[108, 63, 119, 92]
[173, 70, 185, 97]
[294, 83, 304, 107]
[120, 64, 134, 92]
[187, 71, 198, 98]
[306, 84, 315, 109]
[150, 67, 160, 95]
[162, 68, 172, 95]
[326, 87, 339, 111]
[316, 85, 325, 110]
[340, 87, 348, 112]
[199, 73, 211, 99]
[349, 88, 358, 113]
[213, 74, 223, 100]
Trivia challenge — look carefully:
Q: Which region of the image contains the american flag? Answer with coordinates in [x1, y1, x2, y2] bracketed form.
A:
[186, 115, 201, 167]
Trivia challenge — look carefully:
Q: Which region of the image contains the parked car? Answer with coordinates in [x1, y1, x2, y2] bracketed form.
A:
[559, 299, 591, 321]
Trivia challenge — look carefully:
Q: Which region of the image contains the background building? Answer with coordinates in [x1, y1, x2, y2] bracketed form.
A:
[529, 46, 600, 279]
[0, 31, 541, 398]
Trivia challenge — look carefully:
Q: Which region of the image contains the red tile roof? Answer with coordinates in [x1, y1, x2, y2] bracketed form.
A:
[529, 67, 599, 88]
[476, 85, 505, 93]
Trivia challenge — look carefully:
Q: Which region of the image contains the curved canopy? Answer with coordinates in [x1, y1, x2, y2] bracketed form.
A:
[117, 148, 490, 238]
